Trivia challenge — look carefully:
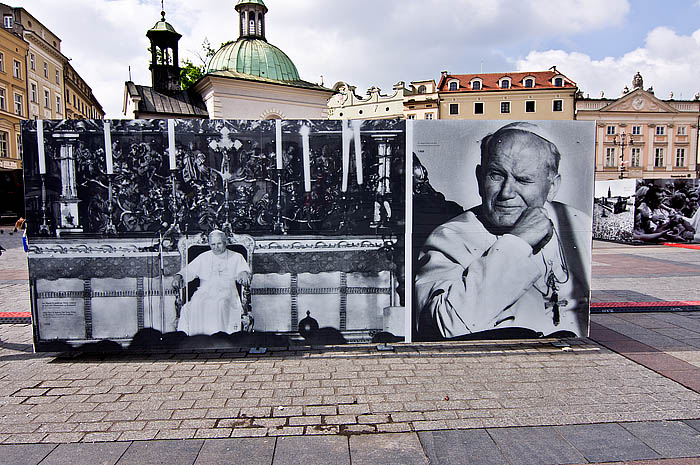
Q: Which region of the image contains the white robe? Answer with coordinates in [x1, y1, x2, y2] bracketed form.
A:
[177, 249, 250, 335]
[415, 201, 591, 339]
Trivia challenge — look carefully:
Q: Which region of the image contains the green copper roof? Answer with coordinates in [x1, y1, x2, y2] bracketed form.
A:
[148, 12, 180, 35]
[235, 0, 267, 10]
[207, 38, 300, 82]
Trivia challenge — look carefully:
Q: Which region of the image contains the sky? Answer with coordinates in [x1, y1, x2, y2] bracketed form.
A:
[15, 0, 700, 118]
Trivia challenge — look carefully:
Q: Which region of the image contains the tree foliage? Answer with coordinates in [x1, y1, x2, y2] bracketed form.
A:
[180, 39, 219, 90]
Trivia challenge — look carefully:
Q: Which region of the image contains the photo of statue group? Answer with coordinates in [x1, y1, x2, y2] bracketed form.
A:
[22, 119, 405, 238]
[592, 178, 700, 244]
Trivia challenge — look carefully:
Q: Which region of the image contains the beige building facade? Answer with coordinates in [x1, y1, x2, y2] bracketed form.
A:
[576, 73, 699, 181]
[404, 80, 439, 120]
[327, 81, 406, 120]
[437, 68, 576, 120]
[3, 7, 66, 120]
[64, 62, 104, 119]
[0, 22, 26, 171]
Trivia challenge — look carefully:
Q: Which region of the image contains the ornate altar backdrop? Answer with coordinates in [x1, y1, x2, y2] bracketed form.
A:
[22, 119, 406, 351]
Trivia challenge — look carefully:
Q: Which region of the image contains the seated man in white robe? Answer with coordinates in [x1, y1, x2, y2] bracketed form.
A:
[415, 122, 592, 340]
[172, 230, 251, 335]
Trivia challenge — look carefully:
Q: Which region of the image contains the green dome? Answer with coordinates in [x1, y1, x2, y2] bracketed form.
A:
[206, 38, 300, 82]
[147, 12, 180, 36]
[235, 0, 267, 11]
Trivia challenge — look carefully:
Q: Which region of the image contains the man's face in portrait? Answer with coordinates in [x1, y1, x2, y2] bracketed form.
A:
[208, 233, 227, 255]
[477, 130, 561, 230]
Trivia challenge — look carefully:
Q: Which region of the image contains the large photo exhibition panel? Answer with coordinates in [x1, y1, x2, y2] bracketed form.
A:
[411, 120, 596, 341]
[22, 119, 406, 351]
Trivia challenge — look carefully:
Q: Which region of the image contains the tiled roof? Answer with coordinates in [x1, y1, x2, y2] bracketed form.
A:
[126, 82, 208, 117]
[438, 70, 576, 92]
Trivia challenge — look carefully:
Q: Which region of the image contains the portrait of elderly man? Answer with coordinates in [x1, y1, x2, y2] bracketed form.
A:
[414, 122, 593, 340]
[172, 230, 252, 335]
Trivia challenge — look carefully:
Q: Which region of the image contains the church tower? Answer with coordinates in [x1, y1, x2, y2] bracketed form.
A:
[146, 9, 182, 95]
[236, 0, 268, 40]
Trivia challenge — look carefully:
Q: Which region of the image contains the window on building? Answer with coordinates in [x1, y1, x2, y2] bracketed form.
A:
[524, 78, 534, 88]
[553, 100, 563, 112]
[606, 125, 616, 136]
[15, 133, 22, 159]
[676, 148, 686, 167]
[474, 102, 484, 114]
[471, 80, 481, 90]
[525, 101, 535, 112]
[407, 114, 416, 120]
[656, 126, 665, 136]
[29, 54, 35, 70]
[554, 77, 563, 87]
[500, 101, 510, 113]
[73, 95, 76, 107]
[632, 125, 641, 135]
[654, 148, 664, 167]
[677, 126, 687, 136]
[65, 89, 69, 102]
[417, 85, 426, 94]
[30, 83, 37, 103]
[449, 103, 459, 115]
[631, 147, 641, 167]
[56, 96, 61, 114]
[44, 89, 50, 108]
[605, 147, 616, 167]
[13, 60, 20, 79]
[43, 62, 48, 79]
[0, 53, 4, 72]
[14, 93, 22, 116]
[425, 113, 434, 120]
[448, 81, 458, 91]
[0, 88, 5, 110]
[500, 79, 510, 89]
[55, 70, 60, 85]
[0, 131, 7, 157]
[3, 15, 12, 29]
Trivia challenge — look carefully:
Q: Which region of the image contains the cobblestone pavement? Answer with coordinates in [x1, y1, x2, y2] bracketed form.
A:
[1, 232, 700, 462]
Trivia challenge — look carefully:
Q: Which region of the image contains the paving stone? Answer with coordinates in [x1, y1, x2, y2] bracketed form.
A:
[115, 439, 203, 464]
[487, 426, 586, 465]
[195, 438, 275, 465]
[556, 423, 661, 462]
[0, 444, 56, 465]
[419, 429, 508, 465]
[621, 420, 700, 457]
[349, 432, 428, 465]
[272, 435, 348, 465]
[40, 442, 130, 465]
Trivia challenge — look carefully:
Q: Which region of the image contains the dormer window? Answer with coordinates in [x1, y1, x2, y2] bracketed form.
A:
[448, 80, 459, 91]
[554, 77, 564, 87]
[524, 78, 534, 88]
[499, 78, 511, 89]
[417, 85, 426, 94]
[471, 79, 482, 90]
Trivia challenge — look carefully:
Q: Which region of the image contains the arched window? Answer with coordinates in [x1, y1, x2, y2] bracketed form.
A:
[471, 80, 481, 90]
[524, 78, 534, 88]
[417, 85, 426, 94]
[448, 81, 458, 91]
[257, 12, 262, 36]
[500, 79, 510, 89]
[554, 77, 563, 87]
[249, 10, 255, 35]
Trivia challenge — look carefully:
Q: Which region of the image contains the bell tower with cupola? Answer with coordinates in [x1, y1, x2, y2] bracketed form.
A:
[146, 9, 182, 94]
[236, 0, 268, 40]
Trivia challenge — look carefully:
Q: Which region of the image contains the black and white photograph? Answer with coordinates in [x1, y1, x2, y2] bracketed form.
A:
[632, 178, 700, 244]
[593, 179, 637, 242]
[412, 120, 595, 341]
[21, 118, 406, 351]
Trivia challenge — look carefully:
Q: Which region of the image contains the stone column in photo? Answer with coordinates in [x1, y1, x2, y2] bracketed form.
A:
[52, 132, 83, 233]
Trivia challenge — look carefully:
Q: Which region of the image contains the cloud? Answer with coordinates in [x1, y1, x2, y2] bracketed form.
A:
[516, 26, 700, 99]
[19, 0, 632, 117]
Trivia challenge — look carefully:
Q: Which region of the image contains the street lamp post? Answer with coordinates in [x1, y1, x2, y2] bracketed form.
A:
[612, 132, 634, 179]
